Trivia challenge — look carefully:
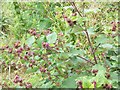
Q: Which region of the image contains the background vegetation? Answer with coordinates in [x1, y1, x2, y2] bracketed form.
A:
[0, 1, 119, 88]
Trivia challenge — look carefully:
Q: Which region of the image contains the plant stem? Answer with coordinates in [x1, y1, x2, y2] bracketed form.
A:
[71, 2, 83, 17]
[84, 30, 97, 64]
[8, 65, 11, 80]
[93, 43, 101, 53]
[70, 2, 97, 64]
[78, 55, 95, 65]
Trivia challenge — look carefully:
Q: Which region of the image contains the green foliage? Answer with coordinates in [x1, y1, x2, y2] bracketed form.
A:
[47, 32, 57, 44]
[0, 1, 119, 89]
[26, 36, 35, 47]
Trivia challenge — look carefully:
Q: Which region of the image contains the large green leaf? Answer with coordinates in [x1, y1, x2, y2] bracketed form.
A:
[82, 77, 92, 88]
[95, 71, 108, 87]
[92, 64, 109, 87]
[101, 44, 113, 49]
[95, 34, 108, 45]
[61, 75, 78, 88]
[46, 32, 57, 44]
[92, 64, 106, 73]
[26, 36, 35, 46]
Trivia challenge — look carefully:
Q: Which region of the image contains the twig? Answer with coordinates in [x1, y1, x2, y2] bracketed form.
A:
[77, 55, 95, 65]
[93, 43, 101, 53]
[70, 2, 83, 17]
[69, 2, 98, 64]
[8, 65, 11, 80]
[84, 30, 97, 64]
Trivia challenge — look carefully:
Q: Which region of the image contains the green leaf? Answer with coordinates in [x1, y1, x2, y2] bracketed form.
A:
[92, 64, 109, 87]
[87, 27, 95, 36]
[61, 75, 77, 88]
[72, 26, 83, 33]
[25, 66, 39, 74]
[39, 18, 52, 29]
[41, 82, 53, 88]
[63, 6, 74, 10]
[110, 72, 118, 82]
[68, 48, 85, 56]
[26, 36, 35, 46]
[76, 76, 93, 88]
[27, 74, 43, 87]
[95, 72, 108, 87]
[95, 34, 108, 45]
[92, 64, 106, 74]
[110, 56, 118, 61]
[71, 56, 86, 65]
[55, 6, 63, 13]
[84, 8, 100, 13]
[46, 32, 57, 44]
[101, 44, 113, 49]
[37, 36, 44, 48]
[82, 77, 92, 88]
[34, 55, 40, 60]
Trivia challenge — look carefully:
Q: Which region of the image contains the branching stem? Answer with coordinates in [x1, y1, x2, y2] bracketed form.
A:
[70, 2, 98, 64]
[78, 55, 95, 65]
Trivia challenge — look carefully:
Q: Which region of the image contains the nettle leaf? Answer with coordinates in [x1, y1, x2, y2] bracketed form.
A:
[63, 6, 74, 10]
[84, 8, 100, 13]
[34, 55, 40, 60]
[26, 36, 35, 46]
[82, 77, 92, 88]
[87, 27, 96, 36]
[46, 32, 57, 44]
[95, 72, 108, 87]
[72, 26, 83, 34]
[27, 74, 43, 87]
[25, 66, 39, 74]
[101, 44, 113, 49]
[61, 74, 78, 88]
[76, 76, 93, 88]
[71, 56, 86, 65]
[110, 56, 118, 61]
[95, 34, 108, 45]
[40, 82, 53, 88]
[92, 64, 106, 74]
[110, 71, 118, 82]
[68, 48, 85, 56]
[55, 6, 63, 13]
[92, 64, 109, 87]
[37, 36, 44, 48]
[39, 18, 52, 29]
